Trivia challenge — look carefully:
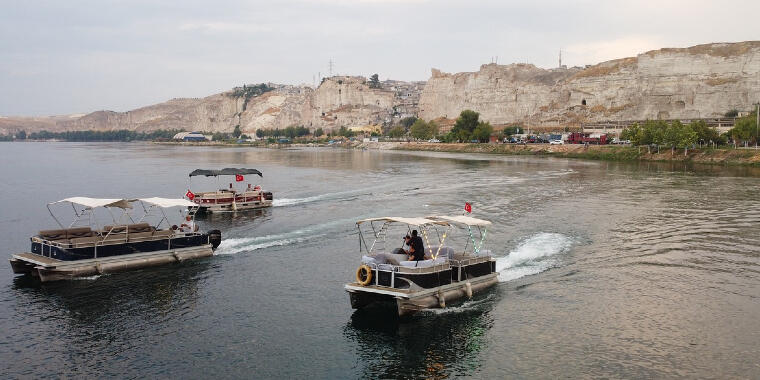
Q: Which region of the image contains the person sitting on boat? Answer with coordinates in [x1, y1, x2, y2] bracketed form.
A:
[180, 215, 196, 232]
[408, 230, 425, 261]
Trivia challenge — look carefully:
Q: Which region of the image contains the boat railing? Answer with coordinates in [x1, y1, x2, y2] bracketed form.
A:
[33, 229, 207, 258]
[361, 261, 451, 288]
[449, 254, 493, 267]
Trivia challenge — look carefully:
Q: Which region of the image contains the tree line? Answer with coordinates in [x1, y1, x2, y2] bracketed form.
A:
[13, 129, 183, 141]
[620, 110, 758, 150]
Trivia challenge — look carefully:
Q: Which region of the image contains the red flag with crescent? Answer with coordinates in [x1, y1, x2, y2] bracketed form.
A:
[235, 174, 244, 182]
[186, 190, 195, 200]
[465, 202, 472, 213]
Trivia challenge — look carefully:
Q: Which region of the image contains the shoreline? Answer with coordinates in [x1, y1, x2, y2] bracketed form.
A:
[14, 139, 760, 166]
[366, 141, 760, 167]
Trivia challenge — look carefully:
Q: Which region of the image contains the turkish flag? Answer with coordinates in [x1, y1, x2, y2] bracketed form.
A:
[235, 174, 244, 182]
[465, 202, 472, 213]
[186, 190, 195, 200]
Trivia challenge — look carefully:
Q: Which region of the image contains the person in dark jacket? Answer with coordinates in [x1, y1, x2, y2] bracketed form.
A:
[408, 230, 425, 261]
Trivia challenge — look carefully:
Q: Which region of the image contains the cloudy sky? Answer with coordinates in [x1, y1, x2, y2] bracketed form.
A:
[1, 0, 758, 116]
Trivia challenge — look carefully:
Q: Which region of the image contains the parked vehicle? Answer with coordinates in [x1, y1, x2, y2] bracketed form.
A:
[549, 139, 564, 145]
[566, 132, 609, 145]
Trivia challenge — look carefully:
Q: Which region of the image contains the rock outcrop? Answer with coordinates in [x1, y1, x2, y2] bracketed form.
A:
[2, 41, 757, 136]
[419, 41, 760, 127]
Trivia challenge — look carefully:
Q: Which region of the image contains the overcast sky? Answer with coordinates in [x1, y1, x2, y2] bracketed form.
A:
[1, 0, 758, 116]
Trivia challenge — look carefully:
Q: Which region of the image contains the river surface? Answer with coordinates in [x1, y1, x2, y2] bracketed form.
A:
[1, 142, 759, 378]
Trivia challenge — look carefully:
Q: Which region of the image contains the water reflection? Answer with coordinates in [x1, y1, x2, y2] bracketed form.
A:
[344, 293, 497, 378]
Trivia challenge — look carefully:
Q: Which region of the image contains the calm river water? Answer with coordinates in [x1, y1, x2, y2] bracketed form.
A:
[1, 142, 759, 378]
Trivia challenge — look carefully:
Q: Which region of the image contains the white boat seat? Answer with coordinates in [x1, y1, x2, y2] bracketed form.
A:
[362, 253, 406, 266]
[399, 257, 447, 268]
[427, 245, 455, 259]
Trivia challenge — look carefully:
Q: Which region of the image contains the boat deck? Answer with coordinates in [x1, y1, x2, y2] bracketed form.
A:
[12, 252, 61, 267]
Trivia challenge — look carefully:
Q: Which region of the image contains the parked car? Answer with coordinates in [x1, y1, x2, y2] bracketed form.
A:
[549, 139, 564, 145]
[428, 138, 441, 143]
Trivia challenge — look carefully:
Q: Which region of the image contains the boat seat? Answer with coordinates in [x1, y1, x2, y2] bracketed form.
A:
[152, 229, 174, 238]
[102, 225, 127, 234]
[128, 223, 154, 233]
[39, 229, 67, 241]
[427, 245, 455, 259]
[362, 253, 405, 266]
[67, 227, 95, 239]
[127, 232, 155, 242]
[399, 257, 447, 268]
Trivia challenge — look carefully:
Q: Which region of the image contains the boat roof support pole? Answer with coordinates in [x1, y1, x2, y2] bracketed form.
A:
[47, 203, 64, 228]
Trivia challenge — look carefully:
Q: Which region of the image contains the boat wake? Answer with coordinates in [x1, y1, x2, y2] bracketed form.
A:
[215, 228, 322, 255]
[495, 232, 574, 282]
[273, 189, 373, 207]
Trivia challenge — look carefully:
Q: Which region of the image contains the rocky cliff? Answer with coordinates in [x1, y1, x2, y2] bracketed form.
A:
[419, 41, 760, 127]
[2, 41, 757, 136]
[0, 77, 401, 135]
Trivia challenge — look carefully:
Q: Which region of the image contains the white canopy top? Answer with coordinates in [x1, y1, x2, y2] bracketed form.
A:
[356, 217, 450, 226]
[50, 197, 133, 209]
[428, 215, 492, 226]
[139, 197, 197, 208]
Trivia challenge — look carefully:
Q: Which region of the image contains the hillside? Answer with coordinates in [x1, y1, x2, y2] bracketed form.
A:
[1, 41, 758, 136]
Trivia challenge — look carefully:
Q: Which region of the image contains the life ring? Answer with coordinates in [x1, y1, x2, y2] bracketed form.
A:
[356, 264, 372, 286]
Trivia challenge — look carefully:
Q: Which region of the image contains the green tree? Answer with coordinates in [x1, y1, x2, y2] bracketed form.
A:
[689, 120, 722, 146]
[471, 121, 494, 142]
[368, 74, 381, 89]
[314, 128, 324, 137]
[729, 111, 758, 145]
[502, 126, 521, 136]
[338, 126, 355, 138]
[16, 130, 26, 140]
[724, 109, 739, 117]
[400, 116, 417, 129]
[410, 119, 439, 140]
[232, 125, 242, 138]
[388, 126, 405, 138]
[452, 110, 480, 142]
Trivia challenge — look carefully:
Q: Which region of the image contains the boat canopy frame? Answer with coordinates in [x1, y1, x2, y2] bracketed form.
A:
[47, 197, 135, 229]
[355, 217, 452, 259]
[136, 197, 199, 230]
[46, 197, 198, 231]
[428, 215, 490, 255]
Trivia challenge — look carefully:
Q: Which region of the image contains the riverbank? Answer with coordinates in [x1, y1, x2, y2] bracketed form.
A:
[362, 141, 760, 166]
[151, 139, 760, 166]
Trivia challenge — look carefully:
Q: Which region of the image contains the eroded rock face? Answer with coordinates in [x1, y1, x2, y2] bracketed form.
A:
[36, 76, 397, 135]
[4, 41, 757, 136]
[419, 41, 760, 126]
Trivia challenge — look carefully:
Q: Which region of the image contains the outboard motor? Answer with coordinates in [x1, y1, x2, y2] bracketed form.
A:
[208, 229, 222, 250]
[263, 191, 273, 201]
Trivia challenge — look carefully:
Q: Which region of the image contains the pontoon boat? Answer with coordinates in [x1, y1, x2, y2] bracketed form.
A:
[187, 168, 273, 213]
[345, 215, 498, 317]
[9, 197, 222, 282]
